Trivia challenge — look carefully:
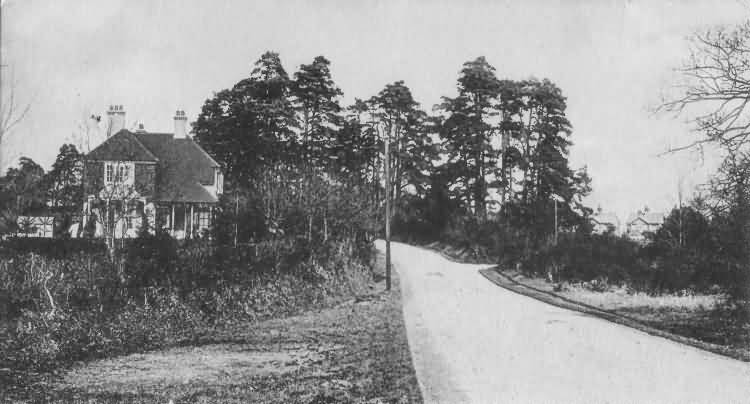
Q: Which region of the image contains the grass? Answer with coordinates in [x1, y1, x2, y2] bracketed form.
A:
[504, 270, 724, 311]
[493, 268, 750, 361]
[7, 252, 421, 404]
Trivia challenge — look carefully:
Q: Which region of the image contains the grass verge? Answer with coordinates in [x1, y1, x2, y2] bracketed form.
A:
[8, 251, 421, 404]
[480, 267, 750, 362]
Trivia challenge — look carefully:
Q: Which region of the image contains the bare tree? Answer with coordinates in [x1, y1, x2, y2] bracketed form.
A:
[660, 21, 750, 153]
[83, 165, 143, 255]
[69, 110, 104, 154]
[0, 68, 31, 171]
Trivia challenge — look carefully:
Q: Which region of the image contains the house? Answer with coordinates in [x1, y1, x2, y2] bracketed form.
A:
[79, 105, 223, 239]
[16, 215, 55, 238]
[625, 210, 665, 243]
[591, 212, 620, 235]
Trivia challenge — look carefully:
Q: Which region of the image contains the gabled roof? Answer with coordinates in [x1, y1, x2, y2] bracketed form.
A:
[626, 212, 665, 226]
[642, 212, 666, 225]
[86, 130, 221, 204]
[86, 130, 159, 162]
[592, 212, 619, 226]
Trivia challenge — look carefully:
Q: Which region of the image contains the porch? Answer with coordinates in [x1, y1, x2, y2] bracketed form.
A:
[78, 199, 215, 239]
[157, 203, 215, 239]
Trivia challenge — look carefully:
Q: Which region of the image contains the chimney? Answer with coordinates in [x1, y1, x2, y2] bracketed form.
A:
[135, 123, 146, 134]
[106, 105, 126, 137]
[173, 110, 187, 138]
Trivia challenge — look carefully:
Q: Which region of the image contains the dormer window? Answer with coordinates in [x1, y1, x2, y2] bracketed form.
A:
[104, 162, 134, 186]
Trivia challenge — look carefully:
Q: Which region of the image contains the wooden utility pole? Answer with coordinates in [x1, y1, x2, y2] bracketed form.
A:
[678, 175, 684, 248]
[384, 124, 392, 291]
[554, 197, 558, 245]
[234, 191, 239, 248]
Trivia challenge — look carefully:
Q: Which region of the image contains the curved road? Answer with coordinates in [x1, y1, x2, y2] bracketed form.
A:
[377, 241, 750, 404]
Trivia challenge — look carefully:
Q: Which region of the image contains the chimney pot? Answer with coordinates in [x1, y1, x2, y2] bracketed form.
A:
[174, 108, 187, 138]
[106, 104, 126, 137]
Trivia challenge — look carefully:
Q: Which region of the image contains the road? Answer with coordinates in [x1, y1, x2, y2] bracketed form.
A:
[377, 241, 750, 404]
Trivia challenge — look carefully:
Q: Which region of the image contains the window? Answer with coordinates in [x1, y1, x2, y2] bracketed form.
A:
[105, 164, 114, 183]
[157, 206, 171, 230]
[104, 162, 134, 185]
[116, 164, 129, 183]
[197, 209, 211, 230]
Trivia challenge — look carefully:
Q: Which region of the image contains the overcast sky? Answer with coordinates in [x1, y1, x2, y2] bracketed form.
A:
[1, 0, 747, 219]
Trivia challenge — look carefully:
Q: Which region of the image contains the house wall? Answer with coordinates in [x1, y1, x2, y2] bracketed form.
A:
[83, 161, 105, 196]
[593, 222, 616, 234]
[83, 160, 156, 198]
[134, 163, 156, 198]
[201, 168, 224, 199]
[626, 220, 660, 242]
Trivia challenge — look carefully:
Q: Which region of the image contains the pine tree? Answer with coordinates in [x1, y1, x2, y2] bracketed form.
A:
[291, 56, 343, 169]
[194, 51, 298, 184]
[439, 57, 501, 218]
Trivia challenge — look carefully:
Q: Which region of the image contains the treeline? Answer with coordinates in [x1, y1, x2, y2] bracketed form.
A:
[0, 145, 83, 236]
[193, 52, 592, 254]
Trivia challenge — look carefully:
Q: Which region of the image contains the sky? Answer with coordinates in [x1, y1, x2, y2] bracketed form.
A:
[1, 0, 748, 220]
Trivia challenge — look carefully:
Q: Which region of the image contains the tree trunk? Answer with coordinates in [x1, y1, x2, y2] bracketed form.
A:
[474, 147, 486, 219]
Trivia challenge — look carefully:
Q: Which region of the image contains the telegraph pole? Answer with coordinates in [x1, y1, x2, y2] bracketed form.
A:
[234, 190, 239, 248]
[384, 124, 392, 291]
[554, 197, 558, 245]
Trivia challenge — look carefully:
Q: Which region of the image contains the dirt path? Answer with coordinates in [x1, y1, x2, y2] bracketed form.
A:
[382, 241, 750, 404]
[58, 343, 328, 394]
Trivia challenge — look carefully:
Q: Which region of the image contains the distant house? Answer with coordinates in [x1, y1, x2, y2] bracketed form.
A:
[625, 210, 665, 242]
[16, 215, 55, 238]
[591, 212, 620, 235]
[79, 105, 224, 239]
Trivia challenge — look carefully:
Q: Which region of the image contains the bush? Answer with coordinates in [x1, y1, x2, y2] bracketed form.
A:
[522, 233, 649, 287]
[122, 230, 179, 288]
[0, 237, 106, 259]
[0, 234, 376, 378]
[1, 294, 208, 373]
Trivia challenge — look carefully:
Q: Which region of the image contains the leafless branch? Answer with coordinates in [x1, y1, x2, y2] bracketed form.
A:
[0, 68, 32, 169]
[658, 21, 750, 155]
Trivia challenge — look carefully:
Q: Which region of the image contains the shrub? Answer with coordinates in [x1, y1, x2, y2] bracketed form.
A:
[122, 230, 179, 288]
[0, 237, 106, 259]
[521, 233, 650, 287]
[0, 235, 376, 378]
